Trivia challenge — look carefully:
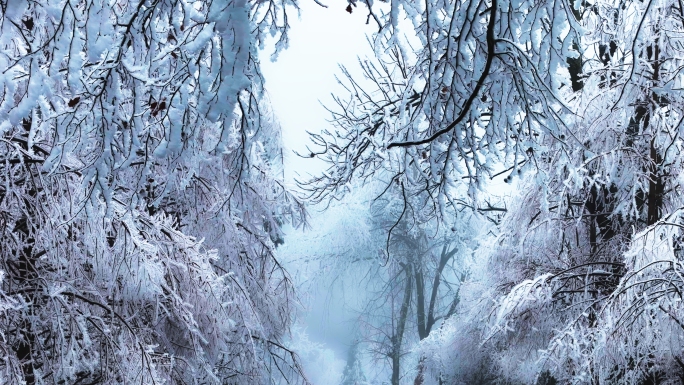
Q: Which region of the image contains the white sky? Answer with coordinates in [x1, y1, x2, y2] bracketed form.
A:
[260, 0, 377, 185]
[259, 1, 380, 382]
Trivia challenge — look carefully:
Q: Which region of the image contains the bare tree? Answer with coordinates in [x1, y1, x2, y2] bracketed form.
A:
[300, 0, 578, 218]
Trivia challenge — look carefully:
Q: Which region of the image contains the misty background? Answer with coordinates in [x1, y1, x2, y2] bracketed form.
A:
[260, 1, 378, 383]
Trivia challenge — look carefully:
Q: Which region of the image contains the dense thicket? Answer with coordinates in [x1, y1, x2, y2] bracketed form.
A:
[0, 0, 306, 383]
[305, 0, 684, 384]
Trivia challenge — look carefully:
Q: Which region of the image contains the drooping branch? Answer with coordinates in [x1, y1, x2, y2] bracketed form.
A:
[387, 0, 497, 149]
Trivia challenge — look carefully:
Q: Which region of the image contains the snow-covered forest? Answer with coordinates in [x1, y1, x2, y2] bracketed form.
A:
[2, 0, 684, 383]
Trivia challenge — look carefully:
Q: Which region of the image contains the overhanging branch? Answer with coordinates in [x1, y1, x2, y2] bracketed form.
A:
[386, 0, 498, 149]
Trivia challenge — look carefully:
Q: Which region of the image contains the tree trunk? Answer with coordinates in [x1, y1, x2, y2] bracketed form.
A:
[391, 264, 413, 385]
[413, 245, 458, 385]
[647, 41, 664, 226]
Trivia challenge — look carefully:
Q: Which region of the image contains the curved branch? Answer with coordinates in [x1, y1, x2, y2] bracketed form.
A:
[387, 0, 497, 149]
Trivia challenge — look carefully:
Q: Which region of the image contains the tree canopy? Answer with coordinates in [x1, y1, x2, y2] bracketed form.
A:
[302, 0, 684, 383]
[0, 0, 306, 383]
[6, 0, 684, 384]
